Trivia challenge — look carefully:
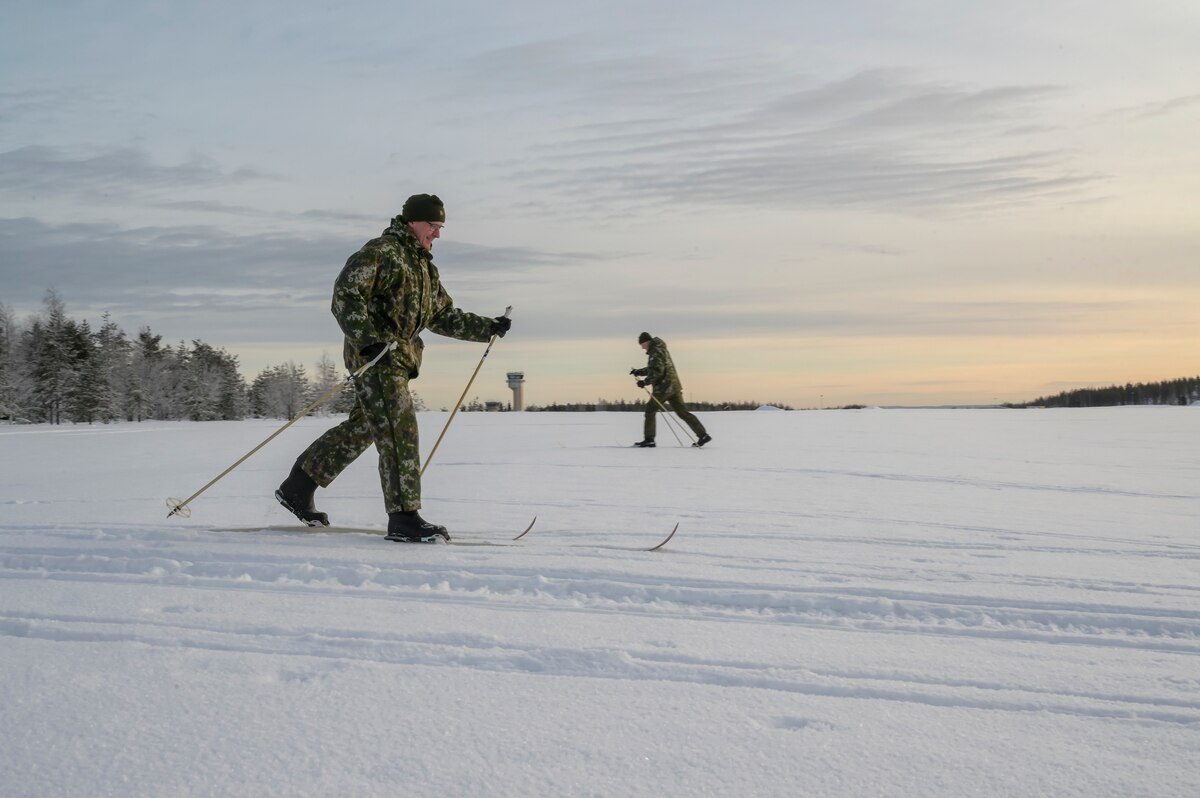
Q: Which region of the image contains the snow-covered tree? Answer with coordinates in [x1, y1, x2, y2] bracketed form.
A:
[249, 362, 310, 419]
[65, 322, 118, 424]
[27, 291, 78, 423]
[182, 341, 247, 421]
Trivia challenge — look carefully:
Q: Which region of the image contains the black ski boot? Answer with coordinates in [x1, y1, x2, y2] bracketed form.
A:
[692, 433, 712, 448]
[633, 439, 656, 448]
[385, 511, 450, 543]
[275, 457, 329, 527]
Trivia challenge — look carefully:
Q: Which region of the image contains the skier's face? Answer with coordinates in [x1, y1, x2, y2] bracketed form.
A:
[410, 221, 443, 251]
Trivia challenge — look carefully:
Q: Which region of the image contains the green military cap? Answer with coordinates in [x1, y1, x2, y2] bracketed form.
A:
[402, 194, 446, 223]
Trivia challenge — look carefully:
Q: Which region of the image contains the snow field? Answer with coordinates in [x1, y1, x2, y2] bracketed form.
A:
[1, 407, 1198, 797]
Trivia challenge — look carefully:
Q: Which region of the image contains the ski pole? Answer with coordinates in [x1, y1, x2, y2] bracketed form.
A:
[420, 307, 511, 478]
[166, 341, 397, 519]
[643, 387, 693, 447]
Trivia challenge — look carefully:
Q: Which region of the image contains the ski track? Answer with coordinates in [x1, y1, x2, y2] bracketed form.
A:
[438, 458, 1200, 502]
[3, 521, 1199, 731]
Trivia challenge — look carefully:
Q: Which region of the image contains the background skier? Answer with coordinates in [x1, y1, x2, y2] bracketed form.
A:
[631, 332, 711, 448]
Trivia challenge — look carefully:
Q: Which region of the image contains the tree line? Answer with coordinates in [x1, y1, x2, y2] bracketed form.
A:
[0, 291, 358, 423]
[1010, 376, 1200, 408]
[1, 291, 789, 424]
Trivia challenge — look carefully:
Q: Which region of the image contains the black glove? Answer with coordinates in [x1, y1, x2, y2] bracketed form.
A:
[636, 380, 647, 388]
[490, 316, 512, 338]
[630, 367, 648, 377]
[359, 342, 391, 366]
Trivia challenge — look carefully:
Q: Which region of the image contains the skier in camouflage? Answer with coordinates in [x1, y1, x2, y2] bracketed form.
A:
[275, 194, 511, 542]
[631, 332, 711, 448]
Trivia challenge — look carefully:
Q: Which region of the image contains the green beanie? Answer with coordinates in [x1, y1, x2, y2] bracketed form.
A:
[402, 194, 446, 223]
[638, 332, 652, 344]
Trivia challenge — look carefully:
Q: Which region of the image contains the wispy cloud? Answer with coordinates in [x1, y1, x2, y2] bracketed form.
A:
[453, 48, 1102, 214]
[1111, 93, 1200, 120]
[0, 145, 265, 198]
[0, 217, 345, 310]
[0, 216, 585, 345]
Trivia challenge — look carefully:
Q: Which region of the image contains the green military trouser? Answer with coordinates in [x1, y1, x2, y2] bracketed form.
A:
[644, 391, 707, 441]
[299, 361, 422, 513]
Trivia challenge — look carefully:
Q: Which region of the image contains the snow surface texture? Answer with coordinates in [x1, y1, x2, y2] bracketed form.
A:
[1, 408, 1198, 797]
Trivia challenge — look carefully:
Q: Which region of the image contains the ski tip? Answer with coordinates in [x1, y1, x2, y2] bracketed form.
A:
[646, 522, 679, 552]
[513, 515, 538, 540]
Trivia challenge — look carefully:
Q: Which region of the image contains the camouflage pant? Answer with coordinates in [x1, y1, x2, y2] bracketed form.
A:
[299, 362, 422, 513]
[644, 392, 707, 440]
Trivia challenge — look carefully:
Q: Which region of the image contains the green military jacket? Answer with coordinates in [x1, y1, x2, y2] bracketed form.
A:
[331, 218, 494, 377]
[644, 337, 682, 396]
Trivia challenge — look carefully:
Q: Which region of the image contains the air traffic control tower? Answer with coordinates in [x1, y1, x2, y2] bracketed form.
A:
[506, 372, 525, 411]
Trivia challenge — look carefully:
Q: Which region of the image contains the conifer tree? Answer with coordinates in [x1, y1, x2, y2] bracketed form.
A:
[0, 304, 15, 420]
[29, 291, 76, 423]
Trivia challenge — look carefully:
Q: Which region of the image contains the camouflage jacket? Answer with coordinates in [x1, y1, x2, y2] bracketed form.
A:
[643, 337, 682, 396]
[331, 217, 494, 377]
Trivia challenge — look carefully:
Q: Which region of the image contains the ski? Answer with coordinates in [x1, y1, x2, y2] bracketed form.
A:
[512, 516, 537, 540]
[210, 516, 536, 546]
[211, 526, 522, 546]
[207, 517, 684, 550]
[646, 522, 679, 551]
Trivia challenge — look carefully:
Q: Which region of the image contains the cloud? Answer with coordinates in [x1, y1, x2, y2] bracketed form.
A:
[0, 216, 346, 312]
[1112, 93, 1200, 120]
[155, 200, 379, 228]
[0, 145, 266, 198]
[0, 88, 69, 123]
[0, 216, 592, 346]
[453, 47, 1102, 214]
[436, 240, 596, 276]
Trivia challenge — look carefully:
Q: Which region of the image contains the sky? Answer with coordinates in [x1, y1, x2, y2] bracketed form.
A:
[2, 0, 1198, 409]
